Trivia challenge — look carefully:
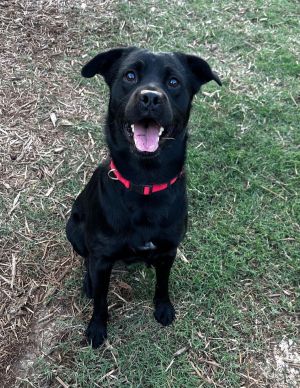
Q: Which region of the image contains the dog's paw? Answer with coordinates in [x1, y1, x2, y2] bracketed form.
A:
[82, 273, 93, 299]
[154, 301, 176, 326]
[86, 319, 107, 349]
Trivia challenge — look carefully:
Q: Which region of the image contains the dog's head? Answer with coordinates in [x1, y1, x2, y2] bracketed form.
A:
[82, 47, 221, 157]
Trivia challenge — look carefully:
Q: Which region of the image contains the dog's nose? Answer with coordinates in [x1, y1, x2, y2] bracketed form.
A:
[139, 90, 163, 109]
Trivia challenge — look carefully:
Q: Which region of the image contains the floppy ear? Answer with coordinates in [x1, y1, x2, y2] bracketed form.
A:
[176, 53, 221, 94]
[81, 47, 137, 85]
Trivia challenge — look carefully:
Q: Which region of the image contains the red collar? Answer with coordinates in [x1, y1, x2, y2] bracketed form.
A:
[109, 160, 183, 195]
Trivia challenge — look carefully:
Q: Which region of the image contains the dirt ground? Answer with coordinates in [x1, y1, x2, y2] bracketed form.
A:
[0, 1, 114, 385]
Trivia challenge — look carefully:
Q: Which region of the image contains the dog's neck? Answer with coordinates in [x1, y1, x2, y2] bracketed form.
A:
[106, 123, 187, 185]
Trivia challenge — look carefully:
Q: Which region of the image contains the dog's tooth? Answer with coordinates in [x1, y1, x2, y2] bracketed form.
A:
[131, 124, 135, 133]
[159, 127, 164, 136]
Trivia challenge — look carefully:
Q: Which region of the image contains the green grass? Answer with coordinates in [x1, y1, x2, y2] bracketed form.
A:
[30, 0, 299, 386]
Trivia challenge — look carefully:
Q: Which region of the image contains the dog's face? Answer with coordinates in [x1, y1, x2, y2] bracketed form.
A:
[82, 47, 221, 157]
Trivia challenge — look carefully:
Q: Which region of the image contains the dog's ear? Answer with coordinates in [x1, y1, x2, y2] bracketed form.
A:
[176, 53, 221, 94]
[81, 47, 137, 85]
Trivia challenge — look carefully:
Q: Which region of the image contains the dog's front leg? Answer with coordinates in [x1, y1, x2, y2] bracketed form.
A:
[153, 252, 176, 326]
[86, 257, 113, 348]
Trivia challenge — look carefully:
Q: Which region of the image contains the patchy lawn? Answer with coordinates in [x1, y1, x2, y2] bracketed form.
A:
[1, 0, 299, 387]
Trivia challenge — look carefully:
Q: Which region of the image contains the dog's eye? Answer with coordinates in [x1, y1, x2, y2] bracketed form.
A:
[168, 77, 180, 88]
[124, 71, 137, 82]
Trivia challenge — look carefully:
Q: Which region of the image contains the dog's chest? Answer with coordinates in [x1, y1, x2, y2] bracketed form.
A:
[121, 192, 183, 253]
[126, 206, 166, 251]
[135, 241, 157, 251]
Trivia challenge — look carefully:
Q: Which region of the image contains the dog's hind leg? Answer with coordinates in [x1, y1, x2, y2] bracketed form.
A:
[66, 212, 88, 257]
[66, 211, 94, 298]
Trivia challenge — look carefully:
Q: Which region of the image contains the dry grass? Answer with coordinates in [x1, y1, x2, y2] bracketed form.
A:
[0, 0, 114, 384]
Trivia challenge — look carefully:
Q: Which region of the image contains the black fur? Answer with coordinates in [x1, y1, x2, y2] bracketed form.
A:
[66, 47, 221, 348]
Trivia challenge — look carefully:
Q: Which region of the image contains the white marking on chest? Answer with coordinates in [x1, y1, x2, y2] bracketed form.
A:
[138, 241, 157, 251]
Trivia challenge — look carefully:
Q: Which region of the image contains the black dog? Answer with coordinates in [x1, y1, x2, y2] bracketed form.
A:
[66, 47, 221, 348]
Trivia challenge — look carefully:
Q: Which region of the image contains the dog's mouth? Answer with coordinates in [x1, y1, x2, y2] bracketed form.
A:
[125, 119, 166, 153]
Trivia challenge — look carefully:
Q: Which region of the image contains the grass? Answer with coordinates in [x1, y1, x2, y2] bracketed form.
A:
[1, 0, 299, 387]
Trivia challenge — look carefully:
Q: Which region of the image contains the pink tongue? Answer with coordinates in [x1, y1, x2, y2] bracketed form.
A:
[133, 123, 160, 152]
